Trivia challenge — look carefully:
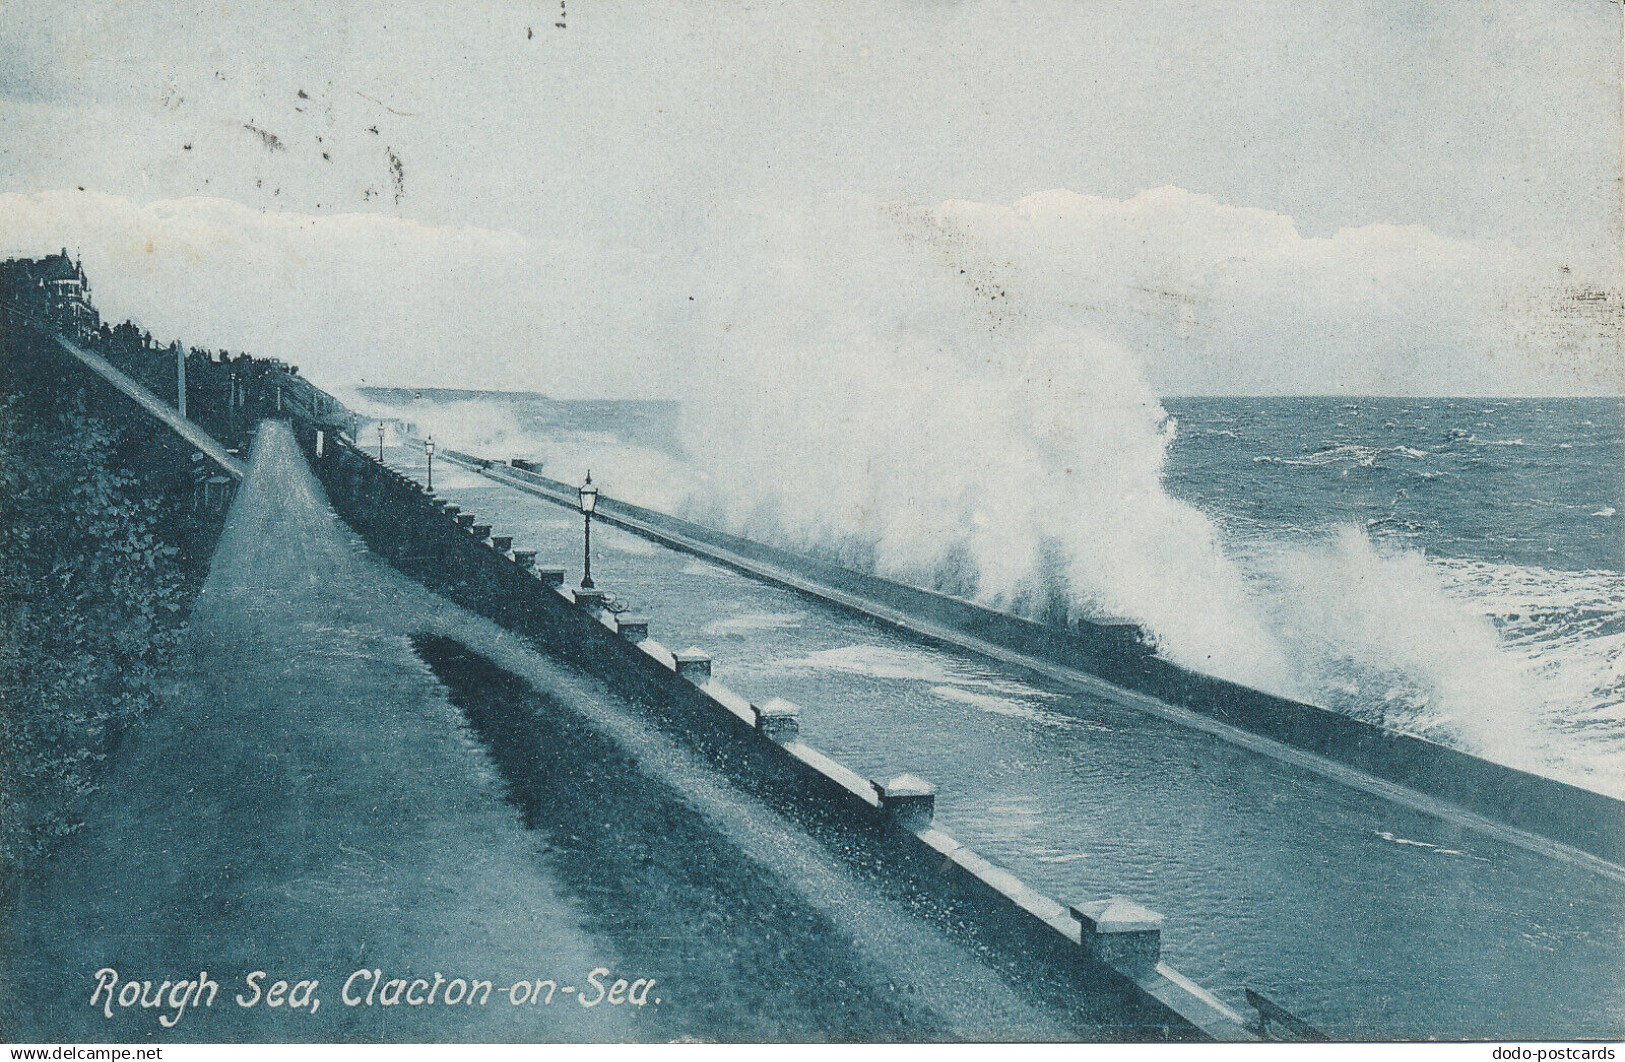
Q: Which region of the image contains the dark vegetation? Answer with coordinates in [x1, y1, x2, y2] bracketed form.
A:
[0, 328, 222, 890]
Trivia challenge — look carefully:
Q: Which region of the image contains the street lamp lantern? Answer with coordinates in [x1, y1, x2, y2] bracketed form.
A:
[376, 420, 386, 462]
[578, 471, 598, 589]
[425, 436, 436, 492]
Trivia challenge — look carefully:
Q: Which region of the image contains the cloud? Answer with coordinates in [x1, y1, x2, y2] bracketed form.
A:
[2, 185, 1617, 398]
[0, 189, 682, 397]
[913, 186, 1619, 395]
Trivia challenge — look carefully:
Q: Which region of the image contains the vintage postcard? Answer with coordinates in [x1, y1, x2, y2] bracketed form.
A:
[1, 0, 1621, 1052]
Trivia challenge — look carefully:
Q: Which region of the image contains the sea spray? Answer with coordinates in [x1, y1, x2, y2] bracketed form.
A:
[338, 389, 693, 512]
[360, 384, 1613, 790]
[678, 194, 1295, 694]
[1258, 526, 1543, 769]
[676, 193, 1577, 771]
[353, 195, 1612, 790]
[337, 392, 531, 454]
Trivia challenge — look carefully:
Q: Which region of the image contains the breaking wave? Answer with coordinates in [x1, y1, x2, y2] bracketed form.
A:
[672, 195, 1614, 789]
[361, 197, 1621, 794]
[1254, 443, 1431, 468]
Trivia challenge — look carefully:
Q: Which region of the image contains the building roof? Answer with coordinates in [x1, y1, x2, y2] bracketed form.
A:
[33, 252, 81, 282]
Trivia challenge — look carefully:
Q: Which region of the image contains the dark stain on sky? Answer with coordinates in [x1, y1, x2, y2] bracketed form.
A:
[387, 147, 406, 205]
[242, 122, 285, 152]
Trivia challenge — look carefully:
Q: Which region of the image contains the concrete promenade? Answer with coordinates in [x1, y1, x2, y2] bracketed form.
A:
[449, 454, 1625, 881]
[400, 446, 1625, 1038]
[0, 423, 1104, 1042]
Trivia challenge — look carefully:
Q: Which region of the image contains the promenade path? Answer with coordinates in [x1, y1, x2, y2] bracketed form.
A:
[1, 423, 1086, 1042]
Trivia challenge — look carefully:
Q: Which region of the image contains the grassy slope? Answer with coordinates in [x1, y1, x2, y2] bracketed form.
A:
[0, 330, 211, 888]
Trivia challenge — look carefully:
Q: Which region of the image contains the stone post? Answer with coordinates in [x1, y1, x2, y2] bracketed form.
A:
[673, 648, 712, 682]
[1068, 897, 1165, 981]
[872, 774, 936, 830]
[753, 698, 801, 742]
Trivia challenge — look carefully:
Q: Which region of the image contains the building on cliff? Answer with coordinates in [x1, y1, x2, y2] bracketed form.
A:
[1, 250, 100, 341]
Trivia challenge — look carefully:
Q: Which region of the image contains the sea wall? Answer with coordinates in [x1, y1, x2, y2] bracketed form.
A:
[449, 455, 1625, 868]
[297, 430, 1258, 1042]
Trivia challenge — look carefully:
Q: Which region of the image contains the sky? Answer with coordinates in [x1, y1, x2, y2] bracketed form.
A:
[0, 0, 1620, 397]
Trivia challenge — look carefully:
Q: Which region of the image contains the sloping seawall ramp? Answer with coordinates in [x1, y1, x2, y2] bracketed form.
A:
[442, 451, 1625, 870]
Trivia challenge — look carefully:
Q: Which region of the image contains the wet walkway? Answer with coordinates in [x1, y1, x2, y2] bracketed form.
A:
[393, 447, 1625, 1040]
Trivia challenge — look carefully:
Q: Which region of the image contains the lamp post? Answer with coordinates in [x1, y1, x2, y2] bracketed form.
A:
[425, 436, 436, 492]
[377, 421, 386, 462]
[578, 471, 598, 589]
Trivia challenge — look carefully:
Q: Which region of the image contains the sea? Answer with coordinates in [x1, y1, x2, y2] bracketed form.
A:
[1168, 397, 1624, 791]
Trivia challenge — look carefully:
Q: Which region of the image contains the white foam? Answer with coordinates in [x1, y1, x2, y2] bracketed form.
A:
[1233, 536, 1625, 794]
[1250, 528, 1553, 766]
[928, 685, 1075, 727]
[1376, 830, 1439, 848]
[600, 529, 662, 556]
[1375, 831, 1488, 861]
[703, 611, 805, 635]
[1254, 443, 1433, 468]
[775, 643, 1052, 701]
